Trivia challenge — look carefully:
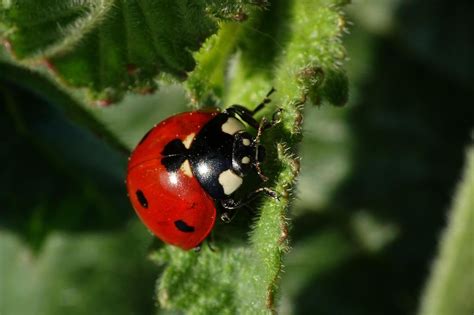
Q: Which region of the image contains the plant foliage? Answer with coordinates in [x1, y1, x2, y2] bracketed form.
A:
[1, 1, 473, 315]
[1, 0, 350, 314]
[152, 1, 349, 314]
[0, 0, 266, 103]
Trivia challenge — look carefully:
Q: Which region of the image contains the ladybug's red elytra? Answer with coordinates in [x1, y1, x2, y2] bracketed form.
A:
[126, 89, 279, 250]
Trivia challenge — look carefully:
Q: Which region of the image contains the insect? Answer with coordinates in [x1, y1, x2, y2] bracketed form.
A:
[126, 89, 280, 250]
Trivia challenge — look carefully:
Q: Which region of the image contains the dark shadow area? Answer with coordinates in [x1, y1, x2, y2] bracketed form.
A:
[293, 25, 474, 315]
[395, 0, 474, 86]
[0, 80, 131, 250]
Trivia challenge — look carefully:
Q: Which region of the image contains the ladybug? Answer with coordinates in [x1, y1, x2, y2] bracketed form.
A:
[126, 89, 279, 250]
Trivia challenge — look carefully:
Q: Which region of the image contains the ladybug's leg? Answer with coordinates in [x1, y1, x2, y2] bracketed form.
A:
[206, 233, 217, 252]
[220, 208, 237, 223]
[220, 187, 279, 220]
[253, 109, 283, 181]
[194, 239, 217, 252]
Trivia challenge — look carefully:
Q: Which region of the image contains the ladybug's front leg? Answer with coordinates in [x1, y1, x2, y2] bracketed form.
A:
[253, 109, 283, 182]
[193, 237, 217, 252]
[220, 207, 237, 223]
[220, 187, 279, 222]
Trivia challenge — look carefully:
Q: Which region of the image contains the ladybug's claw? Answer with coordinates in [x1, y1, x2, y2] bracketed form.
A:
[206, 240, 217, 252]
[271, 108, 283, 126]
[255, 160, 269, 182]
[262, 187, 279, 200]
[220, 211, 235, 223]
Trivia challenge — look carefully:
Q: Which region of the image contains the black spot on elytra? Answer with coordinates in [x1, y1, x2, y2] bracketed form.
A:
[136, 190, 148, 208]
[174, 220, 195, 233]
[138, 128, 153, 145]
[161, 139, 188, 172]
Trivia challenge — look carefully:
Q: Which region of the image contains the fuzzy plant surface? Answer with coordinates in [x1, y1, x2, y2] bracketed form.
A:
[0, 0, 349, 314]
[0, 0, 265, 103]
[151, 1, 349, 314]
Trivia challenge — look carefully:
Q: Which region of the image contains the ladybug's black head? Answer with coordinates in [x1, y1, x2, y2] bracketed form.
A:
[231, 131, 261, 176]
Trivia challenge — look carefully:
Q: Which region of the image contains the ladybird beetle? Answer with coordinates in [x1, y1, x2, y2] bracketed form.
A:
[126, 89, 279, 250]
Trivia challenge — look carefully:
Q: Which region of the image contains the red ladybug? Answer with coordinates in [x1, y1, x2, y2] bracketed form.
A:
[126, 89, 279, 250]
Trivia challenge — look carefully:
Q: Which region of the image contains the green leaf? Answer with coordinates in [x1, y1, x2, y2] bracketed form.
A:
[189, 1, 349, 108]
[205, 0, 270, 20]
[0, 1, 267, 103]
[153, 1, 349, 314]
[417, 146, 474, 315]
[0, 61, 128, 153]
[0, 222, 156, 315]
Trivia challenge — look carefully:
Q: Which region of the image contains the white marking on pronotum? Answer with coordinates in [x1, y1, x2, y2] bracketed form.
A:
[218, 169, 243, 195]
[180, 160, 193, 177]
[182, 133, 195, 149]
[242, 138, 251, 146]
[241, 156, 250, 164]
[221, 117, 245, 135]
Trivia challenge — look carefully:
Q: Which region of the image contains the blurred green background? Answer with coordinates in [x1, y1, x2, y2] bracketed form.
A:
[1, 1, 473, 315]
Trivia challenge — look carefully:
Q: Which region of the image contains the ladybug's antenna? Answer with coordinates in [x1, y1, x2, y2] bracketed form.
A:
[252, 87, 276, 115]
